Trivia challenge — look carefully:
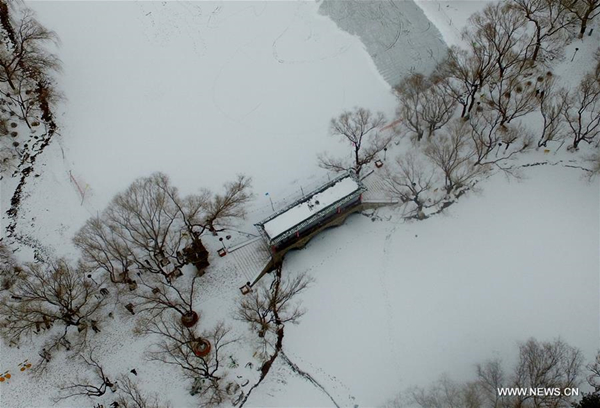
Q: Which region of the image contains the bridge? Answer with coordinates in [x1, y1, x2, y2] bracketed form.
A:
[225, 167, 398, 292]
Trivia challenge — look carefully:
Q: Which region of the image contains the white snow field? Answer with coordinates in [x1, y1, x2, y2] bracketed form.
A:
[415, 0, 495, 47]
[0, 0, 598, 407]
[7, 0, 443, 258]
[276, 164, 599, 406]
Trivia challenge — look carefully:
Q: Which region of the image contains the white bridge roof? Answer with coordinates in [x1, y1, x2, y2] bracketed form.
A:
[260, 175, 362, 241]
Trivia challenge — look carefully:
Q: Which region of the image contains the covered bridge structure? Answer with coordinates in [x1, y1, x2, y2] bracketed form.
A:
[228, 168, 396, 290]
[255, 172, 366, 258]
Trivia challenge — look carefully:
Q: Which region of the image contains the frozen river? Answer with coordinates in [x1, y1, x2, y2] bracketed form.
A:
[17, 0, 447, 255]
[320, 0, 447, 87]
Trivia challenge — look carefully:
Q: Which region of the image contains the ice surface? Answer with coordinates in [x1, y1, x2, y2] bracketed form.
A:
[320, 0, 448, 87]
[279, 165, 600, 406]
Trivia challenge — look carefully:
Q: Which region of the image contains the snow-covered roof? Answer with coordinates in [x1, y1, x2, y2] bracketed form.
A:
[257, 173, 365, 243]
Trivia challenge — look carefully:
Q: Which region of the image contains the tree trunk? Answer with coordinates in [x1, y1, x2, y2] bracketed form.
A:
[530, 20, 542, 63]
[579, 16, 588, 39]
[532, 42, 541, 63]
[445, 175, 454, 194]
[578, 5, 597, 40]
[427, 125, 434, 139]
[6, 74, 15, 91]
[467, 84, 479, 115]
[460, 102, 468, 118]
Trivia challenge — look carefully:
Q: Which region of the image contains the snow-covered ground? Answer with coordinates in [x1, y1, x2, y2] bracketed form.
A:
[1, 0, 598, 407]
[272, 163, 600, 406]
[6, 0, 420, 258]
[28, 0, 399, 207]
[415, 0, 495, 47]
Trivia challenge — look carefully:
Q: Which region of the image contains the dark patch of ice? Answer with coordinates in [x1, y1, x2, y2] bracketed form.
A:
[319, 0, 448, 87]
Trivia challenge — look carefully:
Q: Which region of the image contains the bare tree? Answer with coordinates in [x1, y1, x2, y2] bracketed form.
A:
[513, 338, 583, 407]
[396, 74, 428, 141]
[466, 2, 529, 80]
[73, 173, 191, 284]
[383, 151, 441, 219]
[74, 173, 252, 327]
[537, 75, 567, 147]
[132, 272, 199, 325]
[409, 375, 483, 408]
[0, 6, 61, 90]
[560, 71, 600, 149]
[421, 81, 457, 140]
[57, 351, 172, 406]
[562, 0, 600, 39]
[0, 1, 62, 175]
[73, 215, 134, 285]
[200, 174, 253, 235]
[144, 314, 238, 405]
[56, 348, 115, 401]
[236, 271, 313, 341]
[0, 259, 105, 348]
[0, 75, 39, 128]
[0, 2, 62, 131]
[467, 108, 533, 167]
[387, 338, 583, 408]
[74, 172, 252, 285]
[423, 120, 487, 194]
[319, 107, 391, 176]
[434, 46, 497, 118]
[396, 74, 456, 142]
[512, 0, 574, 64]
[436, 2, 533, 123]
[0, 71, 61, 133]
[476, 359, 510, 408]
[586, 352, 600, 392]
[0, 241, 22, 290]
[483, 71, 538, 127]
[115, 375, 171, 408]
